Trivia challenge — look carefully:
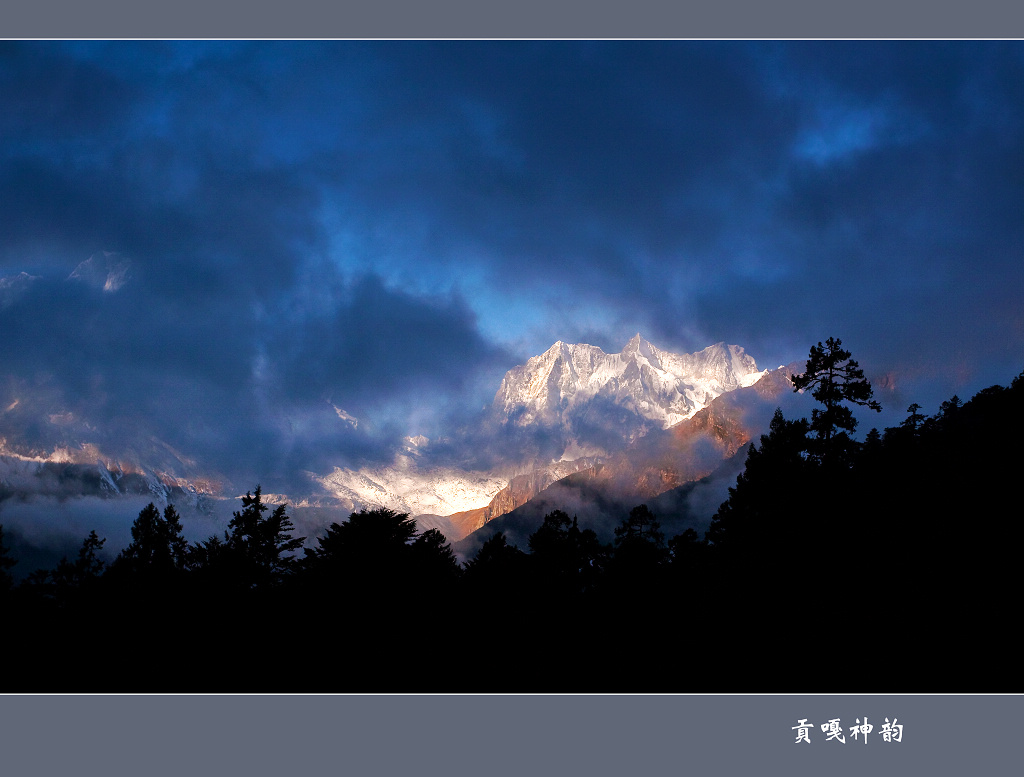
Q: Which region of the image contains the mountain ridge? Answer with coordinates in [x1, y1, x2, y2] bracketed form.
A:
[316, 335, 767, 533]
[453, 361, 801, 558]
[0, 333, 775, 548]
[491, 335, 766, 443]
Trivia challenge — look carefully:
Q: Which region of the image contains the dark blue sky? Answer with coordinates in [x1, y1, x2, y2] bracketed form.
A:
[1, 41, 1022, 487]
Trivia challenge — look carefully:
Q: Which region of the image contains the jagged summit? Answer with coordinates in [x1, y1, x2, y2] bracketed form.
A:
[491, 335, 766, 454]
[622, 332, 646, 350]
[312, 336, 767, 532]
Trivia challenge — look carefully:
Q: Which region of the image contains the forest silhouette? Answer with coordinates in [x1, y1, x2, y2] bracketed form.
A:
[3, 340, 1023, 692]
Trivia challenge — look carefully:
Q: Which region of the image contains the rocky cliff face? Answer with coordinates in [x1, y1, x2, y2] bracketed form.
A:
[444, 363, 798, 543]
[444, 457, 600, 540]
[453, 364, 801, 558]
[312, 336, 767, 540]
[558, 363, 796, 500]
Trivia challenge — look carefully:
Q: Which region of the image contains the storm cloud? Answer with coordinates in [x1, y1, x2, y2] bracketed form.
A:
[1, 41, 1022, 493]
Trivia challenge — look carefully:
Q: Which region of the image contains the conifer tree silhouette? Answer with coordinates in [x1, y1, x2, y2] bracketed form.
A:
[792, 337, 880, 463]
[113, 503, 187, 577]
[227, 486, 304, 589]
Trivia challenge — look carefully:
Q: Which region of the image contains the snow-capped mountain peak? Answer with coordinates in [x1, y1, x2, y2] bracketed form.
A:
[622, 332, 657, 360]
[492, 335, 766, 446]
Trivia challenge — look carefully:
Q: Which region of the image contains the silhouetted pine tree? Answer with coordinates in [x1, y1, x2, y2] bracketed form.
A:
[613, 504, 665, 547]
[705, 409, 810, 559]
[792, 337, 881, 465]
[225, 486, 304, 590]
[110, 503, 187, 579]
[306, 507, 418, 587]
[303, 507, 423, 635]
[52, 530, 107, 593]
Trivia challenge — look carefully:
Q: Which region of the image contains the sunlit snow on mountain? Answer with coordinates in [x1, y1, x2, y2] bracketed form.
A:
[0, 322, 773, 548]
[314, 434, 507, 517]
[315, 335, 766, 525]
[493, 334, 765, 436]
